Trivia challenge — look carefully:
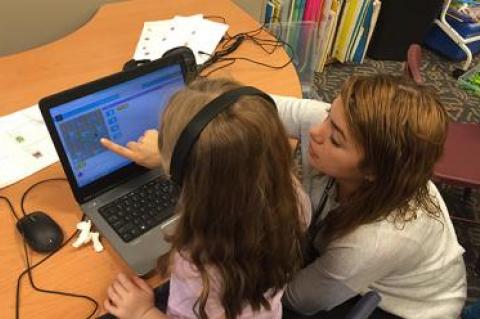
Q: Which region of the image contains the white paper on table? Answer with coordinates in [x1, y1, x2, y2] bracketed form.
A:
[0, 105, 59, 188]
[133, 14, 229, 65]
[186, 18, 229, 64]
[134, 15, 203, 61]
[133, 20, 171, 61]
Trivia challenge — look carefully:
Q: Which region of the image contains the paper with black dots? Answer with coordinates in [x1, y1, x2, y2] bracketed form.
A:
[133, 14, 229, 64]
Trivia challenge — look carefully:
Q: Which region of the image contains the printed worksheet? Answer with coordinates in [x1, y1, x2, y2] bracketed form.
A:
[0, 105, 59, 188]
[133, 14, 229, 64]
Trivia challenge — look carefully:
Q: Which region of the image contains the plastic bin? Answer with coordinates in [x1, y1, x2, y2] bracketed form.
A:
[266, 22, 320, 99]
[458, 62, 480, 96]
[424, 16, 480, 60]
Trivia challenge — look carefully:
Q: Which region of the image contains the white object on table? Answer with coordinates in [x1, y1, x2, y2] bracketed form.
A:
[0, 105, 59, 189]
[133, 14, 229, 64]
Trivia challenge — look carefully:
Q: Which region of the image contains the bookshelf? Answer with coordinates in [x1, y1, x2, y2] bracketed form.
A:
[231, 1, 383, 73]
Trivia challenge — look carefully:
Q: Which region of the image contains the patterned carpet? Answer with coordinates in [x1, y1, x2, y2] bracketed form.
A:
[313, 48, 480, 305]
[315, 49, 480, 122]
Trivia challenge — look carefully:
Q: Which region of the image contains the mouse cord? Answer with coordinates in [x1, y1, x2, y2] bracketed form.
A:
[198, 16, 294, 77]
[0, 195, 20, 221]
[20, 177, 68, 216]
[18, 227, 99, 319]
[0, 182, 99, 319]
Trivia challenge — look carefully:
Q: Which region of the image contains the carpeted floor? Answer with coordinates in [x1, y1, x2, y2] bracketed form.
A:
[313, 48, 480, 305]
[315, 48, 480, 122]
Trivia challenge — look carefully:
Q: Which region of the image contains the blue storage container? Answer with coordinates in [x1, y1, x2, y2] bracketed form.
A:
[424, 16, 480, 60]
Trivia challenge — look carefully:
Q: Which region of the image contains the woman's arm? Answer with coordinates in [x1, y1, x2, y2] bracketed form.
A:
[283, 226, 402, 315]
[270, 94, 330, 140]
[99, 96, 329, 168]
[282, 250, 359, 315]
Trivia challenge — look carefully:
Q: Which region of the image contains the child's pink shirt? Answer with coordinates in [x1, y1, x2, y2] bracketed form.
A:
[166, 252, 284, 319]
[166, 181, 311, 318]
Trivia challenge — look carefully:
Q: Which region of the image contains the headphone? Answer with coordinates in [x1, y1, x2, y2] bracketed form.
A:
[169, 86, 276, 186]
[123, 46, 198, 83]
[161, 46, 198, 83]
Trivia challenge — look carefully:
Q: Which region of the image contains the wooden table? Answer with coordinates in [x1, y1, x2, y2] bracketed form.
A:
[0, 0, 301, 317]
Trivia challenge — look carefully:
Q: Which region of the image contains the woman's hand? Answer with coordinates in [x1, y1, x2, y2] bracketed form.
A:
[104, 273, 161, 319]
[101, 129, 163, 169]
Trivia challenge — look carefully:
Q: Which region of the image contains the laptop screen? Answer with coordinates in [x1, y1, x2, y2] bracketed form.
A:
[48, 63, 185, 188]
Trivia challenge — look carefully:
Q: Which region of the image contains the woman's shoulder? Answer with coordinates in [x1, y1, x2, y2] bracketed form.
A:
[272, 95, 330, 136]
[337, 181, 454, 254]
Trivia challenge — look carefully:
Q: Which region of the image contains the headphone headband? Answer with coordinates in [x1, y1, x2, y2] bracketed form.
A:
[170, 86, 275, 185]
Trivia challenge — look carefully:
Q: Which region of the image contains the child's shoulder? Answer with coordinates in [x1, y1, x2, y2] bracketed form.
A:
[292, 175, 312, 228]
[171, 251, 198, 278]
[171, 251, 222, 286]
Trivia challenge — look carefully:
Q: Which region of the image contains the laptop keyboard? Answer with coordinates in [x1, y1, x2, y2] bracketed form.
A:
[98, 178, 178, 243]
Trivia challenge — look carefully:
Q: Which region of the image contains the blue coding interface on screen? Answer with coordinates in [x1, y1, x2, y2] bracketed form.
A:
[50, 64, 184, 187]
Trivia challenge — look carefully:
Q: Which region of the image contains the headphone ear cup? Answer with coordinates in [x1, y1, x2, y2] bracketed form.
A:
[162, 46, 198, 83]
[122, 59, 152, 72]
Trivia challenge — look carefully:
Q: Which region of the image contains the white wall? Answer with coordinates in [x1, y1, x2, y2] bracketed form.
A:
[0, 0, 123, 56]
[0, 0, 268, 57]
[233, 0, 266, 22]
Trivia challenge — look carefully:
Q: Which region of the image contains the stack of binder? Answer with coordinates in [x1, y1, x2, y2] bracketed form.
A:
[264, 0, 382, 72]
[331, 0, 381, 64]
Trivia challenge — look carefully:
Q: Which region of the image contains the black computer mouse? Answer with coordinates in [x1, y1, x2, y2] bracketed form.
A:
[16, 211, 64, 253]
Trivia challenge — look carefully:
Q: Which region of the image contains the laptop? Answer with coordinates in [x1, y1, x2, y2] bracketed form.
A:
[39, 56, 187, 275]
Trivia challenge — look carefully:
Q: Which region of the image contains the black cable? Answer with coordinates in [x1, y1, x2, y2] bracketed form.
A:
[18, 229, 99, 319]
[0, 195, 20, 221]
[20, 177, 68, 216]
[223, 54, 294, 69]
[223, 22, 291, 56]
[200, 59, 237, 77]
[1, 179, 100, 319]
[198, 16, 295, 77]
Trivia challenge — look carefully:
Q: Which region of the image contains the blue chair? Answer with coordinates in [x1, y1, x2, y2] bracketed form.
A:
[345, 291, 382, 319]
[462, 300, 480, 319]
[283, 291, 385, 319]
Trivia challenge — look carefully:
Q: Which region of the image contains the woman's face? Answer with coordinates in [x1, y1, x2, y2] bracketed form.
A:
[308, 96, 365, 183]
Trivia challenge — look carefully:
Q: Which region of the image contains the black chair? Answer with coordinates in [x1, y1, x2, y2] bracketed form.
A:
[367, 0, 443, 61]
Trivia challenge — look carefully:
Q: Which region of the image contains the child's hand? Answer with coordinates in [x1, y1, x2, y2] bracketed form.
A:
[104, 273, 156, 319]
[101, 129, 163, 169]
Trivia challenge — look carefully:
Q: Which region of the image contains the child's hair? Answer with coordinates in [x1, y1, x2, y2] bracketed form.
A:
[324, 74, 449, 244]
[158, 78, 304, 319]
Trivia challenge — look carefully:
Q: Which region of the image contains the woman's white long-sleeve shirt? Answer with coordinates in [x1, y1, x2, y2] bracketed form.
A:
[272, 95, 467, 319]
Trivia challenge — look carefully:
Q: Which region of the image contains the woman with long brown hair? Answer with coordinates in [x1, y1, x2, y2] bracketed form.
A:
[101, 78, 310, 319]
[279, 74, 466, 318]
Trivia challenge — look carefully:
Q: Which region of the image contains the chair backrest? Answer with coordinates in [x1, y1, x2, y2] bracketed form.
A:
[434, 122, 480, 188]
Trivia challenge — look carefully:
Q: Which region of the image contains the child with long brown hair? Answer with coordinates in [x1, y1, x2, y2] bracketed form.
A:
[101, 78, 310, 319]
